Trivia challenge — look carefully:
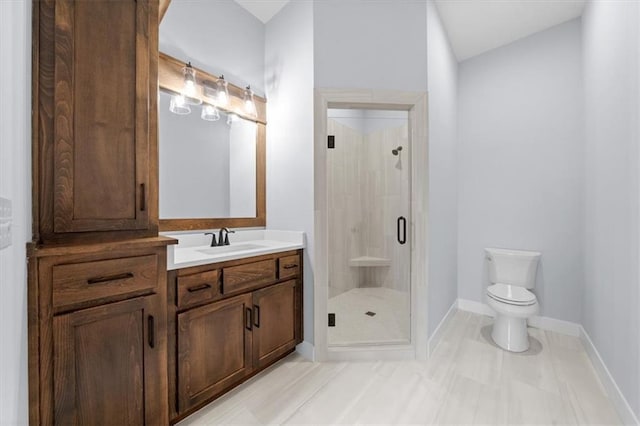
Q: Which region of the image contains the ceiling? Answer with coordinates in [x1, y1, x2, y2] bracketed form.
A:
[434, 0, 586, 61]
[234, 0, 290, 23]
[233, 0, 585, 59]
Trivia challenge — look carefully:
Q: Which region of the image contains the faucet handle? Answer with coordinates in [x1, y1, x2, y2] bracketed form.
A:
[223, 228, 235, 246]
[205, 232, 217, 247]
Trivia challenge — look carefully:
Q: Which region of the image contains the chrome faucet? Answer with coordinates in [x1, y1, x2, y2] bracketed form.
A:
[218, 227, 235, 246]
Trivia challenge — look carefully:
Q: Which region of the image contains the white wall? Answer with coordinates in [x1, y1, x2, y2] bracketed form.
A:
[582, 0, 640, 418]
[158, 91, 231, 218]
[265, 1, 315, 342]
[458, 19, 584, 323]
[0, 0, 31, 424]
[426, 1, 459, 336]
[229, 119, 257, 218]
[160, 0, 265, 95]
[313, 0, 428, 92]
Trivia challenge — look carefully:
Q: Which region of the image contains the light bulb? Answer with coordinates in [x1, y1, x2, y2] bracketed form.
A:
[183, 79, 196, 97]
[182, 62, 198, 98]
[243, 85, 257, 116]
[215, 75, 229, 106]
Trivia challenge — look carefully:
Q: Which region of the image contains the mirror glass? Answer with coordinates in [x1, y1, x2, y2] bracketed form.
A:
[159, 90, 257, 219]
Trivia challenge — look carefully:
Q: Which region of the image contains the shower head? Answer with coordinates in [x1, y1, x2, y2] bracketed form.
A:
[392, 146, 403, 156]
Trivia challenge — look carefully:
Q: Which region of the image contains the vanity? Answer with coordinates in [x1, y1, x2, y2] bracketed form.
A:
[27, 0, 304, 424]
[165, 231, 304, 421]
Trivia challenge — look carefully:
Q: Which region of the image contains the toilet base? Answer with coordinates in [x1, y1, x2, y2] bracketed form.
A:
[491, 314, 530, 352]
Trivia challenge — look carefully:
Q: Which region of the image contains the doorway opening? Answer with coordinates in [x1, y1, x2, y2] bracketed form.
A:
[314, 89, 429, 361]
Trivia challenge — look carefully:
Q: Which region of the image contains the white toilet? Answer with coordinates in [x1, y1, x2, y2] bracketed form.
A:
[485, 247, 541, 352]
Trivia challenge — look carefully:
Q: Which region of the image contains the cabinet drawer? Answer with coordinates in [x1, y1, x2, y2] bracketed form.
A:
[278, 255, 300, 279]
[223, 260, 276, 294]
[177, 270, 221, 309]
[52, 254, 158, 309]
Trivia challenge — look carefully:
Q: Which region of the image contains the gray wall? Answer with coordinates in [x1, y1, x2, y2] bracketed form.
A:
[457, 19, 584, 323]
[0, 0, 30, 423]
[160, 0, 265, 96]
[265, 1, 315, 343]
[426, 0, 459, 337]
[582, 0, 640, 417]
[313, 0, 428, 91]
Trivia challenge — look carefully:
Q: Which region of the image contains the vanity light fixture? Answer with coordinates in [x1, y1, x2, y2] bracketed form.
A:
[182, 62, 197, 96]
[215, 75, 229, 106]
[169, 94, 191, 115]
[181, 62, 202, 105]
[243, 85, 257, 116]
[201, 104, 220, 121]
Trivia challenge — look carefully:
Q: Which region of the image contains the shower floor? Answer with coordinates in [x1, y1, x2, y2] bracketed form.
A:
[328, 287, 410, 346]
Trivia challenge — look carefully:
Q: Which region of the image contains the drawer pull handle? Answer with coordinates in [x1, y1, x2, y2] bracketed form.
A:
[253, 305, 260, 328]
[187, 283, 212, 293]
[87, 272, 134, 285]
[140, 183, 146, 212]
[283, 264, 298, 270]
[245, 308, 252, 331]
[148, 315, 155, 348]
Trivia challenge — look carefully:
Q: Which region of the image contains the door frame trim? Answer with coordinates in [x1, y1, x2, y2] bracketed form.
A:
[313, 88, 429, 361]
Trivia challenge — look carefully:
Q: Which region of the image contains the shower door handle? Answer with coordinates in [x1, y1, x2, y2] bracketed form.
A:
[397, 216, 407, 245]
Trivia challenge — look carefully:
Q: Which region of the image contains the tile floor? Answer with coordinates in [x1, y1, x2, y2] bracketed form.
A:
[179, 310, 622, 425]
[328, 287, 410, 346]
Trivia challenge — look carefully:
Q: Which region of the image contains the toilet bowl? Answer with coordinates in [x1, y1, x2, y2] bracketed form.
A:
[485, 248, 541, 352]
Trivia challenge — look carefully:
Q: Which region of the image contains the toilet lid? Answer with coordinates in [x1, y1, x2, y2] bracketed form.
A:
[487, 283, 537, 306]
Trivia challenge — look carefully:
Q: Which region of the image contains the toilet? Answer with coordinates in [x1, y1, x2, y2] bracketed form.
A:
[485, 247, 541, 352]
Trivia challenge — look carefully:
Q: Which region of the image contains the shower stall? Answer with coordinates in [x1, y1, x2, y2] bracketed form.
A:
[326, 108, 411, 346]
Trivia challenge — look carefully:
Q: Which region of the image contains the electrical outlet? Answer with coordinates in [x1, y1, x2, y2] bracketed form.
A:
[0, 197, 12, 250]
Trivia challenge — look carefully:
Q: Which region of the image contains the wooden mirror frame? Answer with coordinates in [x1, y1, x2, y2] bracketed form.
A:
[157, 52, 266, 231]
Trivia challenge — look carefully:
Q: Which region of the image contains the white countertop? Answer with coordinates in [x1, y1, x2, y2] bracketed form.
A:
[162, 230, 305, 270]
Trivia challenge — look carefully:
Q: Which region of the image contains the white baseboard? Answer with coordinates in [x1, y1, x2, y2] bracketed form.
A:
[327, 345, 415, 361]
[528, 315, 581, 337]
[456, 298, 581, 337]
[427, 300, 458, 356]
[295, 341, 315, 361]
[580, 327, 639, 426]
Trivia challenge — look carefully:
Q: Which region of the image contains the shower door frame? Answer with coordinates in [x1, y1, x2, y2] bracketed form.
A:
[313, 89, 429, 361]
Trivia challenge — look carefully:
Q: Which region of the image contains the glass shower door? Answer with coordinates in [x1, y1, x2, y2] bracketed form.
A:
[326, 108, 411, 346]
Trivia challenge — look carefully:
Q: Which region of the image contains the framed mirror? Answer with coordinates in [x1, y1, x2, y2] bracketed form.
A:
[158, 53, 266, 231]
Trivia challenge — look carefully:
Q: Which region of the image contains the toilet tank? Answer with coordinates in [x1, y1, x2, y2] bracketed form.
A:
[485, 248, 541, 289]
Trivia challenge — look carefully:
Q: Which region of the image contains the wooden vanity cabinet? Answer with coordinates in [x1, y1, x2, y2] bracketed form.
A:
[252, 280, 297, 369]
[168, 250, 304, 421]
[53, 295, 163, 425]
[177, 294, 253, 411]
[30, 0, 169, 424]
[28, 240, 173, 425]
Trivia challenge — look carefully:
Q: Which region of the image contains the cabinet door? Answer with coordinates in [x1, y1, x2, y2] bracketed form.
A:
[252, 280, 297, 369]
[177, 294, 253, 412]
[52, 0, 154, 233]
[53, 295, 167, 425]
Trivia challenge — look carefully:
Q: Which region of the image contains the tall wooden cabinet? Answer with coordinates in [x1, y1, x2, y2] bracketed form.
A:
[33, 0, 158, 243]
[29, 0, 170, 424]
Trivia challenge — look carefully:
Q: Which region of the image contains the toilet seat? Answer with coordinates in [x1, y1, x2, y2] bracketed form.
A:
[487, 283, 537, 306]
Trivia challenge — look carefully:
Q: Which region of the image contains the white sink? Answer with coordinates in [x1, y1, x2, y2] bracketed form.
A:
[197, 243, 267, 255]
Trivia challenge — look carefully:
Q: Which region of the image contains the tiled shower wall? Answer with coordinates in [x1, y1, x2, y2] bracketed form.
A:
[327, 112, 410, 299]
